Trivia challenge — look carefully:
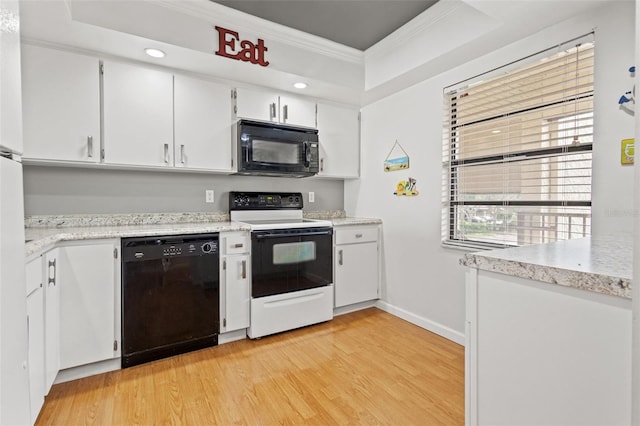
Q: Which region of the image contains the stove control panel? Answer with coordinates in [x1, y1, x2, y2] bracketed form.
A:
[229, 191, 303, 210]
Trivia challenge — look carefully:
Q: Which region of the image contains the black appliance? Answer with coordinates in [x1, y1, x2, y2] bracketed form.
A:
[235, 119, 320, 177]
[251, 227, 333, 298]
[121, 233, 219, 368]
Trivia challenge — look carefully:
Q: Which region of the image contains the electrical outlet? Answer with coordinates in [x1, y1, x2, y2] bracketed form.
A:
[205, 190, 214, 203]
[309, 192, 315, 203]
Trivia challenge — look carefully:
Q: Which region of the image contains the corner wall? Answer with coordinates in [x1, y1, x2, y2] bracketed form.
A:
[349, 1, 635, 339]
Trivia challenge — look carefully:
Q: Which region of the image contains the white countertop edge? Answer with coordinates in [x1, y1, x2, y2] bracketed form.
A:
[330, 218, 383, 226]
[460, 235, 632, 299]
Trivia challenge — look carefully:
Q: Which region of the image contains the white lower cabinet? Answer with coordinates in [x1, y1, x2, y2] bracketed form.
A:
[26, 258, 44, 425]
[220, 232, 251, 332]
[465, 269, 632, 426]
[57, 241, 119, 370]
[334, 225, 380, 307]
[43, 249, 59, 392]
[25, 240, 120, 424]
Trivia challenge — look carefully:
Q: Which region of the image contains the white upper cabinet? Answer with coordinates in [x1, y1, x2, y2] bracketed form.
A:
[102, 61, 173, 167]
[0, 0, 23, 154]
[234, 87, 279, 123]
[174, 75, 234, 171]
[235, 87, 316, 128]
[316, 102, 360, 178]
[22, 44, 100, 163]
[279, 95, 316, 128]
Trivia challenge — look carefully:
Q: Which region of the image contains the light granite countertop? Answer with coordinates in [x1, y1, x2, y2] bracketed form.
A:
[330, 217, 382, 227]
[460, 235, 632, 299]
[24, 212, 382, 258]
[25, 222, 250, 258]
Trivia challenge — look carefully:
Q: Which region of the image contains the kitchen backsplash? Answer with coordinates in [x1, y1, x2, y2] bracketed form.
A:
[23, 166, 345, 215]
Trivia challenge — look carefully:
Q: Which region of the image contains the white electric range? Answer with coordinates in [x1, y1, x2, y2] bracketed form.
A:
[229, 191, 334, 338]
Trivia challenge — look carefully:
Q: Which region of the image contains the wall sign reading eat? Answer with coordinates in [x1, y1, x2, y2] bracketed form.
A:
[214, 26, 269, 67]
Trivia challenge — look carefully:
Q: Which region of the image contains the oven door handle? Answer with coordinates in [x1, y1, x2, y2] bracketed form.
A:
[253, 229, 333, 239]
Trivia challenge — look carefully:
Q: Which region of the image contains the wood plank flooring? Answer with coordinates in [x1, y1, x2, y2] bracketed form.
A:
[36, 308, 464, 425]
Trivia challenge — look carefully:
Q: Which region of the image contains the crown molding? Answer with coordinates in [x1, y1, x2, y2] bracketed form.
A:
[154, 0, 364, 65]
[365, 0, 465, 60]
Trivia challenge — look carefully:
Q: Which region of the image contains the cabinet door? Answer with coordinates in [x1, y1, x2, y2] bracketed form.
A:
[58, 243, 117, 370]
[174, 75, 233, 171]
[279, 95, 316, 128]
[26, 259, 45, 424]
[0, 0, 23, 155]
[43, 249, 59, 393]
[222, 255, 250, 332]
[317, 103, 360, 178]
[26, 287, 44, 424]
[21, 44, 100, 162]
[334, 242, 379, 307]
[234, 87, 278, 123]
[103, 61, 173, 167]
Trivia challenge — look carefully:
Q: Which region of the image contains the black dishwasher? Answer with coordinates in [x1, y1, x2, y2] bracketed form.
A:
[121, 234, 219, 368]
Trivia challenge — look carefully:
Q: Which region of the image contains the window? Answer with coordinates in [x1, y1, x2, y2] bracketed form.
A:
[442, 37, 594, 249]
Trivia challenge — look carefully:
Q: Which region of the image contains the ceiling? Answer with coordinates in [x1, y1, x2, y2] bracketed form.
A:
[212, 0, 439, 51]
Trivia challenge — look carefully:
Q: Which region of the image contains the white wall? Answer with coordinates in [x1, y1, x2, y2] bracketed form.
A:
[348, 1, 635, 340]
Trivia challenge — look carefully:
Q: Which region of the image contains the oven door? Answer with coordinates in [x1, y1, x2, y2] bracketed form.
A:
[251, 227, 333, 298]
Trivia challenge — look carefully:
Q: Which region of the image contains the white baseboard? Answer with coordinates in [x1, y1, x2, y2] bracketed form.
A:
[333, 300, 377, 316]
[218, 329, 247, 344]
[54, 358, 121, 384]
[375, 300, 465, 345]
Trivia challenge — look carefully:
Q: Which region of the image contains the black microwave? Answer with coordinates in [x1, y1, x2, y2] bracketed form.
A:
[235, 119, 320, 178]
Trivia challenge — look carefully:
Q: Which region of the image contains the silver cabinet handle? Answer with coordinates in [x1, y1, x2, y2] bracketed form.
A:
[282, 104, 288, 122]
[355, 233, 363, 238]
[87, 136, 93, 158]
[180, 144, 185, 164]
[48, 259, 56, 286]
[163, 143, 169, 164]
[241, 259, 247, 279]
[270, 102, 277, 121]
[338, 249, 343, 266]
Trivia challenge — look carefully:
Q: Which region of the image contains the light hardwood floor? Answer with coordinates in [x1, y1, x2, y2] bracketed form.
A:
[36, 308, 464, 425]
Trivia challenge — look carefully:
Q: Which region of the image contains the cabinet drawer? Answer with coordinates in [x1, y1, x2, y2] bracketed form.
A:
[222, 233, 250, 255]
[335, 226, 378, 245]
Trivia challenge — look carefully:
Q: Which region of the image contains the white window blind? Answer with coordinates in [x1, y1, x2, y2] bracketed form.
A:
[442, 37, 594, 249]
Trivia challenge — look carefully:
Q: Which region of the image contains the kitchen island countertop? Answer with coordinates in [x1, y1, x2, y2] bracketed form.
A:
[460, 235, 632, 299]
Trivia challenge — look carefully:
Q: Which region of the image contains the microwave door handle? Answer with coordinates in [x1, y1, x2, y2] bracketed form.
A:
[303, 142, 311, 167]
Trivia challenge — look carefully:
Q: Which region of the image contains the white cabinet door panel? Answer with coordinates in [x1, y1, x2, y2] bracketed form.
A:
[26, 286, 44, 424]
[21, 44, 100, 162]
[26, 258, 44, 424]
[174, 75, 233, 171]
[103, 61, 173, 167]
[334, 242, 379, 307]
[280, 95, 316, 128]
[0, 0, 23, 154]
[223, 255, 250, 332]
[234, 87, 278, 123]
[58, 243, 116, 369]
[43, 249, 59, 393]
[317, 103, 360, 178]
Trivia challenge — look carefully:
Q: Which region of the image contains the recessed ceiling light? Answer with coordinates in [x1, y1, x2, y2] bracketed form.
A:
[145, 48, 166, 58]
[293, 82, 308, 89]
[491, 130, 501, 134]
